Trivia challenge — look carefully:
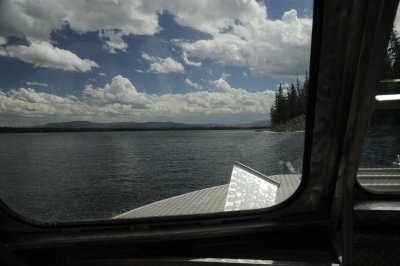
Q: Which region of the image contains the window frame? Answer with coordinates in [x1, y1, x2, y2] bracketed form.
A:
[2, 0, 399, 259]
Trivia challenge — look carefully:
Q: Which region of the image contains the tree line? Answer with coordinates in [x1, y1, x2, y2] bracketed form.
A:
[371, 28, 400, 128]
[270, 28, 400, 130]
[270, 73, 309, 127]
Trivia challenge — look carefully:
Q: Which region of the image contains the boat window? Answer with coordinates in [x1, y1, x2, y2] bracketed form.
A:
[0, 0, 313, 222]
[357, 7, 400, 193]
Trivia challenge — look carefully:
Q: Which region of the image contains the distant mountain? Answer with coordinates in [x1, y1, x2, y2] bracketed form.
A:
[33, 120, 270, 129]
[33, 121, 105, 128]
[233, 120, 271, 128]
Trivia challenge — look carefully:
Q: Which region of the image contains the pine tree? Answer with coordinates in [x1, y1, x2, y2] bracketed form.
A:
[369, 29, 400, 128]
[389, 30, 400, 78]
[270, 90, 278, 124]
[295, 78, 302, 116]
[302, 71, 309, 114]
[277, 84, 289, 123]
[287, 83, 297, 119]
[382, 53, 394, 81]
[270, 76, 309, 127]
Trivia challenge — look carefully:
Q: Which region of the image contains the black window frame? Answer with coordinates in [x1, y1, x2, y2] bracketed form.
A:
[2, 1, 400, 263]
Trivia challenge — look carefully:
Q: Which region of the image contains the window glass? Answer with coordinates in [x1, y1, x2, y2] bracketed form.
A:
[0, 0, 313, 221]
[357, 8, 400, 193]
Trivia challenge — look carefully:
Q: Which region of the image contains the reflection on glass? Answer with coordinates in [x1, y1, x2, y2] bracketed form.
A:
[224, 162, 279, 211]
[358, 108, 400, 192]
[357, 10, 400, 192]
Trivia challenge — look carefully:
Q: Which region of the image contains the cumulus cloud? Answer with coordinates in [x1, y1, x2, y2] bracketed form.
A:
[157, 1, 312, 76]
[0, 36, 7, 45]
[0, 0, 160, 64]
[1, 39, 99, 72]
[142, 52, 184, 73]
[185, 78, 203, 90]
[82, 75, 151, 109]
[211, 78, 234, 92]
[0, 75, 275, 125]
[99, 29, 128, 53]
[0, 0, 160, 41]
[180, 8, 312, 76]
[0, 88, 88, 118]
[150, 58, 184, 73]
[277, 83, 290, 89]
[0, 0, 311, 76]
[26, 81, 48, 87]
[182, 51, 201, 67]
[141, 53, 157, 62]
[0, 48, 6, 57]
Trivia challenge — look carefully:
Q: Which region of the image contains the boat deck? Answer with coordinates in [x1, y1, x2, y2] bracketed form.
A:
[115, 168, 400, 219]
[115, 174, 301, 219]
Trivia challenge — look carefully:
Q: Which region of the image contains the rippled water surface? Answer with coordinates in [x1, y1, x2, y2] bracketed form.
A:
[359, 134, 400, 168]
[0, 130, 306, 221]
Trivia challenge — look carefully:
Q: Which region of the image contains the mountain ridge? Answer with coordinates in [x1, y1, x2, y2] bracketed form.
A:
[32, 120, 270, 129]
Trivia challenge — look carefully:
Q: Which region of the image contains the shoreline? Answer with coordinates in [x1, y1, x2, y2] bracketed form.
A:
[0, 127, 270, 133]
[269, 129, 305, 133]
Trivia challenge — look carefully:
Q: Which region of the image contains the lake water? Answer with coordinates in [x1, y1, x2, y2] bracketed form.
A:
[360, 134, 400, 168]
[0, 130, 305, 221]
[0, 130, 398, 222]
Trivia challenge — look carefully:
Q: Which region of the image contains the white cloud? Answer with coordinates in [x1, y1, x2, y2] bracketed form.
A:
[99, 29, 128, 53]
[0, 88, 87, 118]
[0, 36, 7, 45]
[0, 75, 275, 125]
[185, 78, 203, 90]
[141, 52, 157, 62]
[98, 72, 107, 76]
[82, 75, 151, 108]
[2, 39, 99, 72]
[150, 58, 184, 73]
[142, 1, 311, 76]
[0, 0, 160, 63]
[26, 81, 48, 87]
[159, 0, 265, 36]
[277, 83, 290, 89]
[0, 0, 311, 77]
[177, 6, 312, 76]
[0, 0, 160, 41]
[0, 36, 8, 56]
[142, 52, 184, 73]
[211, 78, 233, 92]
[182, 51, 201, 67]
[395, 8, 400, 34]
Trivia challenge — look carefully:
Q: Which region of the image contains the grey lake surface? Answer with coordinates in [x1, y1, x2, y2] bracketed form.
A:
[0, 130, 398, 222]
[0, 130, 305, 221]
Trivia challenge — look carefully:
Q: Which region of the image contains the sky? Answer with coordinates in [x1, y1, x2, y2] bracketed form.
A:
[0, 0, 313, 126]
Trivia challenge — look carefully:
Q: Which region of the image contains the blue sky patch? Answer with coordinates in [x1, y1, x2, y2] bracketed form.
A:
[0, 0, 313, 126]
